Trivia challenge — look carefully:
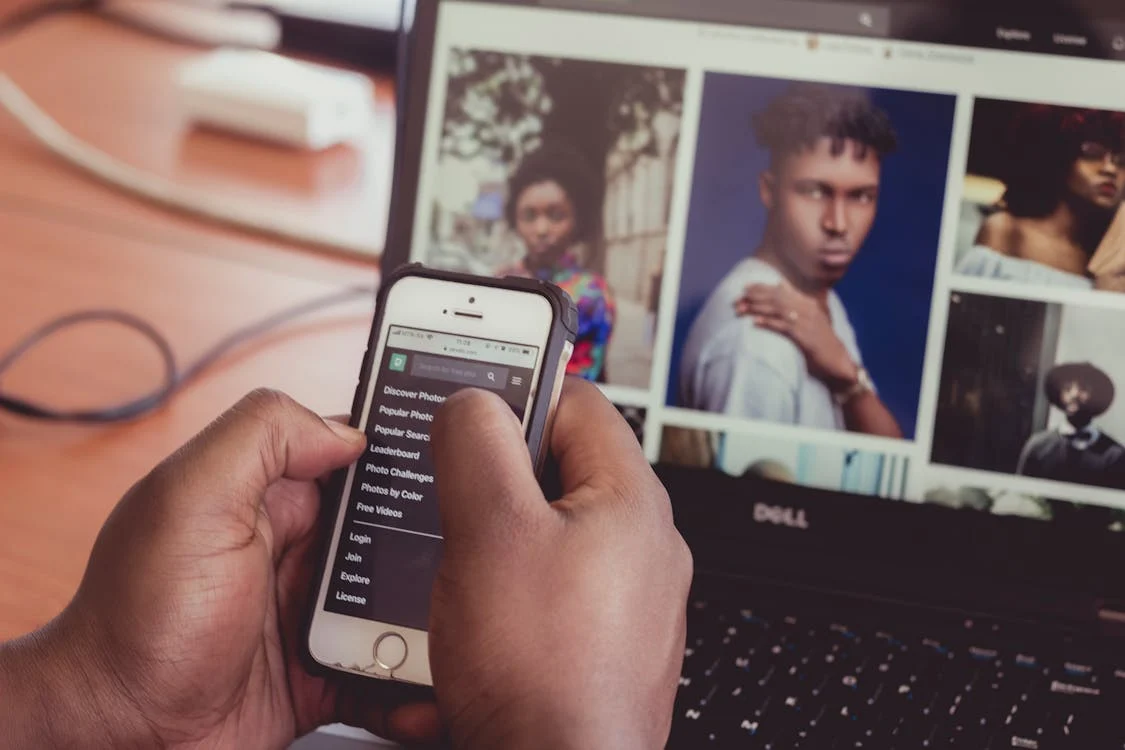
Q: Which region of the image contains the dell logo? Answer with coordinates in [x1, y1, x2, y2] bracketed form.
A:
[753, 503, 810, 530]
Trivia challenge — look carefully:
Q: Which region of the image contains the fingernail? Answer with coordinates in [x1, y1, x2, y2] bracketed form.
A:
[325, 419, 365, 443]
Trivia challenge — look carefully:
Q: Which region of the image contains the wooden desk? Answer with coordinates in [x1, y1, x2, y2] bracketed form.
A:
[0, 12, 395, 639]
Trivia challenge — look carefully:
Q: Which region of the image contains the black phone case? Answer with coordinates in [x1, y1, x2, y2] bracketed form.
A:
[300, 263, 578, 702]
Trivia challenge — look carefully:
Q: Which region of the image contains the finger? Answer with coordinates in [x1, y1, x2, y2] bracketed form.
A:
[736, 303, 780, 321]
[153, 389, 366, 521]
[735, 298, 779, 317]
[549, 378, 661, 512]
[431, 388, 548, 553]
[739, 286, 778, 305]
[383, 703, 444, 746]
[736, 286, 780, 313]
[318, 414, 354, 487]
[333, 688, 442, 746]
[737, 289, 777, 305]
[1092, 251, 1125, 275]
[753, 315, 794, 336]
[360, 703, 443, 747]
[1087, 240, 1116, 273]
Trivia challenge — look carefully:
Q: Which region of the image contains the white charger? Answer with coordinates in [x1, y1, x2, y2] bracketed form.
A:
[175, 48, 378, 150]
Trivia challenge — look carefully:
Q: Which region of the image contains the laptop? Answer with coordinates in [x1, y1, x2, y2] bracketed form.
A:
[341, 0, 1125, 746]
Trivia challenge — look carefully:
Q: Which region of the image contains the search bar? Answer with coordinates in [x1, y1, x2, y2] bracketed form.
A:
[410, 354, 509, 391]
[541, 0, 891, 37]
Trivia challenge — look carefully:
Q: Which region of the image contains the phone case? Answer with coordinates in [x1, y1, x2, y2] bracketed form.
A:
[300, 262, 578, 701]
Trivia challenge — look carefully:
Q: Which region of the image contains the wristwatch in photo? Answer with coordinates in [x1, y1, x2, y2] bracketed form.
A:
[834, 365, 874, 406]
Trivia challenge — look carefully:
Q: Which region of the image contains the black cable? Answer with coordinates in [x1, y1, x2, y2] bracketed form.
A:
[0, 0, 97, 40]
[0, 285, 376, 423]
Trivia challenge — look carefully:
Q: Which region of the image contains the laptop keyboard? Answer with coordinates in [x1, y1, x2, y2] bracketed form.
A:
[670, 593, 1125, 749]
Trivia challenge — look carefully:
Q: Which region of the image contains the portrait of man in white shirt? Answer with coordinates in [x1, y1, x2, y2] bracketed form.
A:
[679, 83, 903, 438]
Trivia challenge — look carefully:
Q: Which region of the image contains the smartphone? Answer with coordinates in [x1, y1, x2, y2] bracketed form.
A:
[305, 265, 576, 690]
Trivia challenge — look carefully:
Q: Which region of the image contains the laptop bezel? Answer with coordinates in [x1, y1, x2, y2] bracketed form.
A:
[383, 0, 1125, 623]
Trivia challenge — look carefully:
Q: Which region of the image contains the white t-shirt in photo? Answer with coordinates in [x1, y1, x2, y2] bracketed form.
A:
[679, 257, 865, 431]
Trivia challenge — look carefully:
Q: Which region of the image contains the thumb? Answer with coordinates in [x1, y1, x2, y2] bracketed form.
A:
[431, 388, 547, 556]
[156, 389, 367, 516]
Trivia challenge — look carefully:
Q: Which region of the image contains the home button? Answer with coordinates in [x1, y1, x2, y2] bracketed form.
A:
[374, 632, 408, 671]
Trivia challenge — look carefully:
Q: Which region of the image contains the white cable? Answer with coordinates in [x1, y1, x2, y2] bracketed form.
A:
[98, 0, 282, 49]
[0, 74, 383, 261]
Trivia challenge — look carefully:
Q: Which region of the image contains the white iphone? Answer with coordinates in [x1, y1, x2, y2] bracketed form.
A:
[304, 265, 576, 691]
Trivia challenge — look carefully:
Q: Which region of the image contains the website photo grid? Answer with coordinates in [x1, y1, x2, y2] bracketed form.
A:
[407, 3, 1125, 525]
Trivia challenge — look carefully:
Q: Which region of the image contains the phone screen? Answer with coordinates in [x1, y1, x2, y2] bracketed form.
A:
[324, 325, 541, 630]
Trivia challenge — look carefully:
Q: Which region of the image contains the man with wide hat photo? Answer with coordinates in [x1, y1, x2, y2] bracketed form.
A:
[1017, 361, 1125, 489]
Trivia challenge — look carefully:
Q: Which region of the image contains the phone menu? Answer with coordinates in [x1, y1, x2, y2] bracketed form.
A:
[325, 327, 537, 629]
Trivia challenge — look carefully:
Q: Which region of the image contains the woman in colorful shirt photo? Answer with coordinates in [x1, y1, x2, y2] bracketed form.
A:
[500, 142, 616, 382]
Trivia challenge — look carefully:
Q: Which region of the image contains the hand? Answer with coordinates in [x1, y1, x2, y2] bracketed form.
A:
[1089, 204, 1125, 292]
[735, 281, 858, 390]
[0, 390, 440, 749]
[429, 379, 693, 749]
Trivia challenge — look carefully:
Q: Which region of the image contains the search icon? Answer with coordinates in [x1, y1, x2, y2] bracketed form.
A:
[410, 354, 509, 390]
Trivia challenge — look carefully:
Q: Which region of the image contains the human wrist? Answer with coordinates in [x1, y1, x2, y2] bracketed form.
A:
[828, 360, 876, 407]
[451, 694, 656, 750]
[0, 619, 154, 749]
[824, 357, 860, 394]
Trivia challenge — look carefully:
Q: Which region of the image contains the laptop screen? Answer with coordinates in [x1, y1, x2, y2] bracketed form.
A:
[398, 0, 1125, 532]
